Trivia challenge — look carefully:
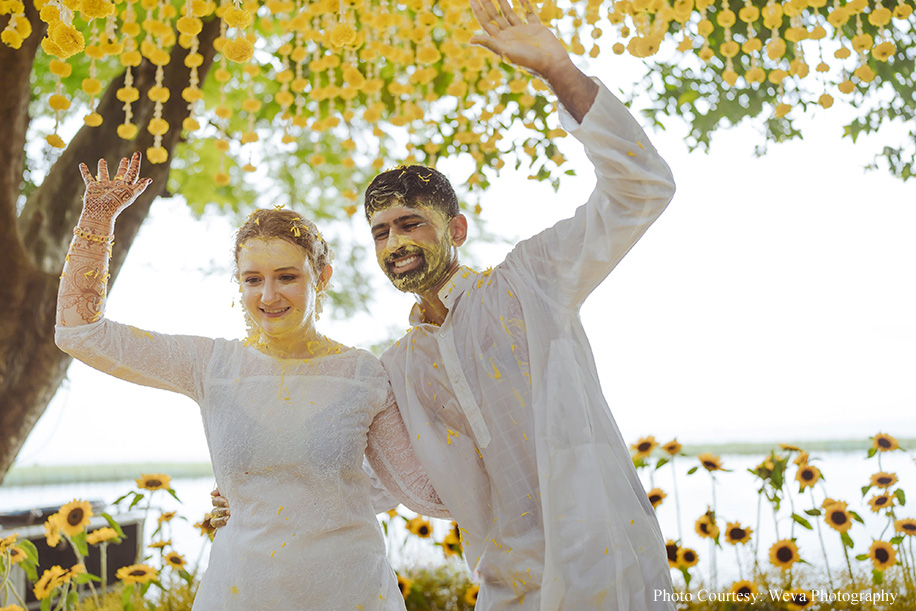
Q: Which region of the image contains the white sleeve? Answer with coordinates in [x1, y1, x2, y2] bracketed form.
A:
[361, 457, 401, 515]
[506, 78, 676, 309]
[55, 319, 214, 403]
[365, 388, 451, 519]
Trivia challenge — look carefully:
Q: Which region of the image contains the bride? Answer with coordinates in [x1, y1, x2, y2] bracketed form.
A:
[55, 152, 448, 609]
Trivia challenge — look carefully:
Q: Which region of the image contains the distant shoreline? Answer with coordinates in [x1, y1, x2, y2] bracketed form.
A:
[5, 438, 910, 487]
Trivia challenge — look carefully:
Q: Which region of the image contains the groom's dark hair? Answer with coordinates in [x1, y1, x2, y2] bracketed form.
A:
[363, 165, 459, 222]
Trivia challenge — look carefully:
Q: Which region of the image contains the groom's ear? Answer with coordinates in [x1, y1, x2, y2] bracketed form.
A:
[448, 214, 468, 247]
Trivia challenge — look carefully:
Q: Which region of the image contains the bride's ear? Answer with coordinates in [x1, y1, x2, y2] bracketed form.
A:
[318, 264, 333, 289]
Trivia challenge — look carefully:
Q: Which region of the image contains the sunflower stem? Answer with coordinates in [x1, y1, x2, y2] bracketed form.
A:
[786, 482, 797, 540]
[100, 541, 109, 596]
[809, 488, 834, 590]
[753, 492, 763, 576]
[735, 545, 743, 581]
[841, 534, 857, 589]
[670, 456, 683, 541]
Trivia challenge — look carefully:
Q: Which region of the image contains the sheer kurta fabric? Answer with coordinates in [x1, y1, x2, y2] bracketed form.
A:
[380, 80, 677, 610]
[55, 320, 447, 610]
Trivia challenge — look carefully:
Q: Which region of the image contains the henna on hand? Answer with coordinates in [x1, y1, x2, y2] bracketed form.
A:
[78, 151, 153, 230]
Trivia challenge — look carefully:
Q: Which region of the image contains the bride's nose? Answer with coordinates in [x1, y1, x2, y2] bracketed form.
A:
[260, 280, 279, 304]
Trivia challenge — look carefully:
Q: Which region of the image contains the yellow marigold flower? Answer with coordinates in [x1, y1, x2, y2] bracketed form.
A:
[223, 36, 253, 62]
[722, 69, 738, 86]
[396, 574, 412, 598]
[720, 40, 739, 58]
[695, 511, 719, 539]
[631, 435, 658, 459]
[817, 93, 834, 109]
[147, 118, 169, 136]
[59, 500, 93, 537]
[871, 41, 895, 61]
[464, 584, 480, 605]
[214, 172, 231, 186]
[851, 33, 873, 53]
[662, 439, 682, 455]
[122, 22, 140, 37]
[724, 522, 752, 545]
[49, 94, 70, 111]
[240, 131, 258, 144]
[86, 527, 118, 545]
[223, 6, 251, 28]
[149, 539, 171, 549]
[44, 513, 62, 546]
[868, 540, 896, 571]
[868, 6, 892, 26]
[676, 547, 699, 568]
[116, 563, 157, 584]
[664, 539, 679, 568]
[164, 551, 186, 568]
[742, 37, 762, 53]
[176, 15, 202, 36]
[738, 5, 759, 21]
[895, 519, 916, 536]
[2, 29, 24, 49]
[854, 64, 876, 82]
[838, 80, 855, 94]
[769, 539, 799, 570]
[871, 472, 897, 487]
[148, 86, 170, 103]
[120, 50, 142, 67]
[697, 452, 723, 471]
[730, 580, 759, 598]
[873, 433, 899, 452]
[33, 565, 67, 600]
[182, 117, 200, 131]
[147, 146, 168, 164]
[48, 59, 72, 77]
[766, 37, 786, 60]
[893, 4, 913, 18]
[79, 0, 113, 18]
[416, 43, 441, 65]
[116, 86, 140, 103]
[647, 488, 666, 509]
[47, 21, 85, 58]
[824, 501, 852, 533]
[81, 78, 102, 95]
[136, 473, 171, 491]
[795, 464, 820, 489]
[157, 511, 177, 525]
[328, 22, 356, 48]
[868, 493, 894, 513]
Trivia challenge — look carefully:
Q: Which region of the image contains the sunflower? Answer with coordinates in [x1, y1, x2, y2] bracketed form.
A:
[194, 515, 216, 537]
[164, 551, 186, 569]
[769, 539, 800, 570]
[868, 540, 897, 571]
[724, 522, 753, 545]
[871, 472, 898, 488]
[87, 527, 119, 545]
[795, 465, 821, 489]
[697, 452, 723, 472]
[136, 473, 172, 491]
[792, 451, 809, 466]
[386, 509, 399, 519]
[676, 547, 699, 568]
[895, 519, 916, 536]
[785, 588, 814, 609]
[58, 500, 93, 537]
[149, 539, 171, 549]
[115, 563, 158, 584]
[694, 510, 719, 540]
[730, 580, 759, 598]
[662, 439, 682, 455]
[631, 435, 658, 459]
[665, 539, 679, 568]
[872, 433, 899, 452]
[647, 488, 666, 509]
[824, 501, 852, 533]
[464, 584, 480, 605]
[157, 511, 177, 524]
[7, 545, 27, 565]
[779, 443, 803, 452]
[44, 513, 62, 547]
[33, 565, 68, 600]
[0, 533, 17, 554]
[868, 493, 894, 513]
[396, 574, 412, 598]
[406, 517, 432, 538]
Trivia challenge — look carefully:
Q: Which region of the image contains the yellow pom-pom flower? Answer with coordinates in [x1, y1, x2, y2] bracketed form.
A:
[328, 22, 356, 48]
[116, 86, 140, 103]
[120, 50, 142, 66]
[182, 117, 200, 131]
[147, 117, 169, 136]
[83, 112, 103, 126]
[214, 172, 230, 186]
[416, 44, 441, 65]
[81, 78, 102, 95]
[214, 139, 230, 152]
[181, 87, 204, 102]
[148, 86, 170, 102]
[46, 22, 84, 58]
[854, 64, 876, 82]
[240, 131, 258, 143]
[49, 59, 72, 77]
[49, 94, 70, 111]
[117, 123, 138, 139]
[872, 41, 895, 61]
[2, 29, 24, 48]
[223, 6, 252, 28]
[818, 93, 834, 108]
[146, 146, 168, 164]
[79, 0, 114, 19]
[46, 133, 66, 148]
[177, 16, 202, 35]
[223, 36, 253, 62]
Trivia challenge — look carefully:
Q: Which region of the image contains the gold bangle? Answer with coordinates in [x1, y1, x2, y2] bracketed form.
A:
[73, 225, 113, 244]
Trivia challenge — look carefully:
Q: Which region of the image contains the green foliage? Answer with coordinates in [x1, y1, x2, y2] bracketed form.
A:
[399, 564, 477, 611]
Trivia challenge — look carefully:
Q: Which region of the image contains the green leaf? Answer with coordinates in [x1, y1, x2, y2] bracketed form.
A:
[128, 493, 145, 511]
[180, 568, 194, 585]
[677, 89, 700, 107]
[895, 489, 906, 506]
[891, 535, 904, 545]
[841, 531, 855, 549]
[687, 466, 698, 475]
[679, 566, 692, 589]
[861, 485, 872, 497]
[102, 512, 127, 539]
[791, 513, 813, 530]
[849, 510, 865, 524]
[655, 457, 669, 470]
[855, 553, 869, 561]
[167, 488, 182, 503]
[872, 569, 884, 585]
[804, 508, 822, 517]
[41, 598, 51, 611]
[18, 538, 39, 564]
[71, 531, 89, 557]
[867, 447, 878, 458]
[75, 571, 102, 584]
[122, 582, 135, 610]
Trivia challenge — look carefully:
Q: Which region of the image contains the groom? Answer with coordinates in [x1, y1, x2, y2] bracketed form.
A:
[214, 0, 677, 607]
[363, 0, 676, 608]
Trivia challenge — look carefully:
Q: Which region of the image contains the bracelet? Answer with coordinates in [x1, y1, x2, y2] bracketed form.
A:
[73, 225, 114, 245]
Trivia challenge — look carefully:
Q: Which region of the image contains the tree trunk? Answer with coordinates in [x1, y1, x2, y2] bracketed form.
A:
[0, 18, 221, 484]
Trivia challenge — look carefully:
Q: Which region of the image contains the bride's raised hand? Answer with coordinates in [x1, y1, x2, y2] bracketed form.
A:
[78, 151, 153, 229]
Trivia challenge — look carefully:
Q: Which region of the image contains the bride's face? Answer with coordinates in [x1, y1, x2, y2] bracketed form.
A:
[237, 238, 328, 341]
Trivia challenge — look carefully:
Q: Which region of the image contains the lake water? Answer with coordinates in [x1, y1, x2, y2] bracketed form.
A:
[2, 449, 913, 590]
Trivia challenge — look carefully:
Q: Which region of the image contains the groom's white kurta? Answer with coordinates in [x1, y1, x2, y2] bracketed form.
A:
[380, 80, 677, 611]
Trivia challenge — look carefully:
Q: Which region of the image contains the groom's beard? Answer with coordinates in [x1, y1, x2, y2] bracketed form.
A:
[380, 236, 453, 295]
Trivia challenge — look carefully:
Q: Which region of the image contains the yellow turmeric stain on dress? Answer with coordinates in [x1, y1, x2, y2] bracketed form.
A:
[277, 506, 284, 515]
[230, 586, 239, 594]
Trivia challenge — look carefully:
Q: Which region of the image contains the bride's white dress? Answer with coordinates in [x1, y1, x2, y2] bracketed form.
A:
[55, 320, 448, 610]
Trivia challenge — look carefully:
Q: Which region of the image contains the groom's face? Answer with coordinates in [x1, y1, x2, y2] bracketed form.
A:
[369, 204, 458, 294]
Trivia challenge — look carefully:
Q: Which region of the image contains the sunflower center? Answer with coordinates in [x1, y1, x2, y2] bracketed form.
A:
[903, 523, 916, 533]
[703, 461, 717, 469]
[146, 479, 162, 488]
[683, 551, 696, 563]
[875, 548, 889, 562]
[666, 544, 678, 562]
[876, 496, 888, 506]
[737, 586, 751, 596]
[830, 511, 848, 526]
[801, 469, 814, 481]
[776, 546, 794, 562]
[638, 442, 651, 452]
[730, 528, 746, 540]
[418, 526, 429, 536]
[700, 522, 709, 534]
[877, 477, 892, 485]
[649, 494, 661, 504]
[129, 569, 147, 576]
[878, 437, 891, 448]
[67, 509, 84, 526]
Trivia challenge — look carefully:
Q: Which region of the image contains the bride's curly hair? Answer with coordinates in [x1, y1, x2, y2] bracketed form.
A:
[234, 208, 333, 317]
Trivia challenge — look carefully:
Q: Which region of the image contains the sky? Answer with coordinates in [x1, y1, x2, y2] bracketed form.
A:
[15, 53, 916, 468]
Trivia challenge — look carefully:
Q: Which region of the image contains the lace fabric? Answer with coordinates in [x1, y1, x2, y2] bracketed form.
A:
[55, 319, 446, 610]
